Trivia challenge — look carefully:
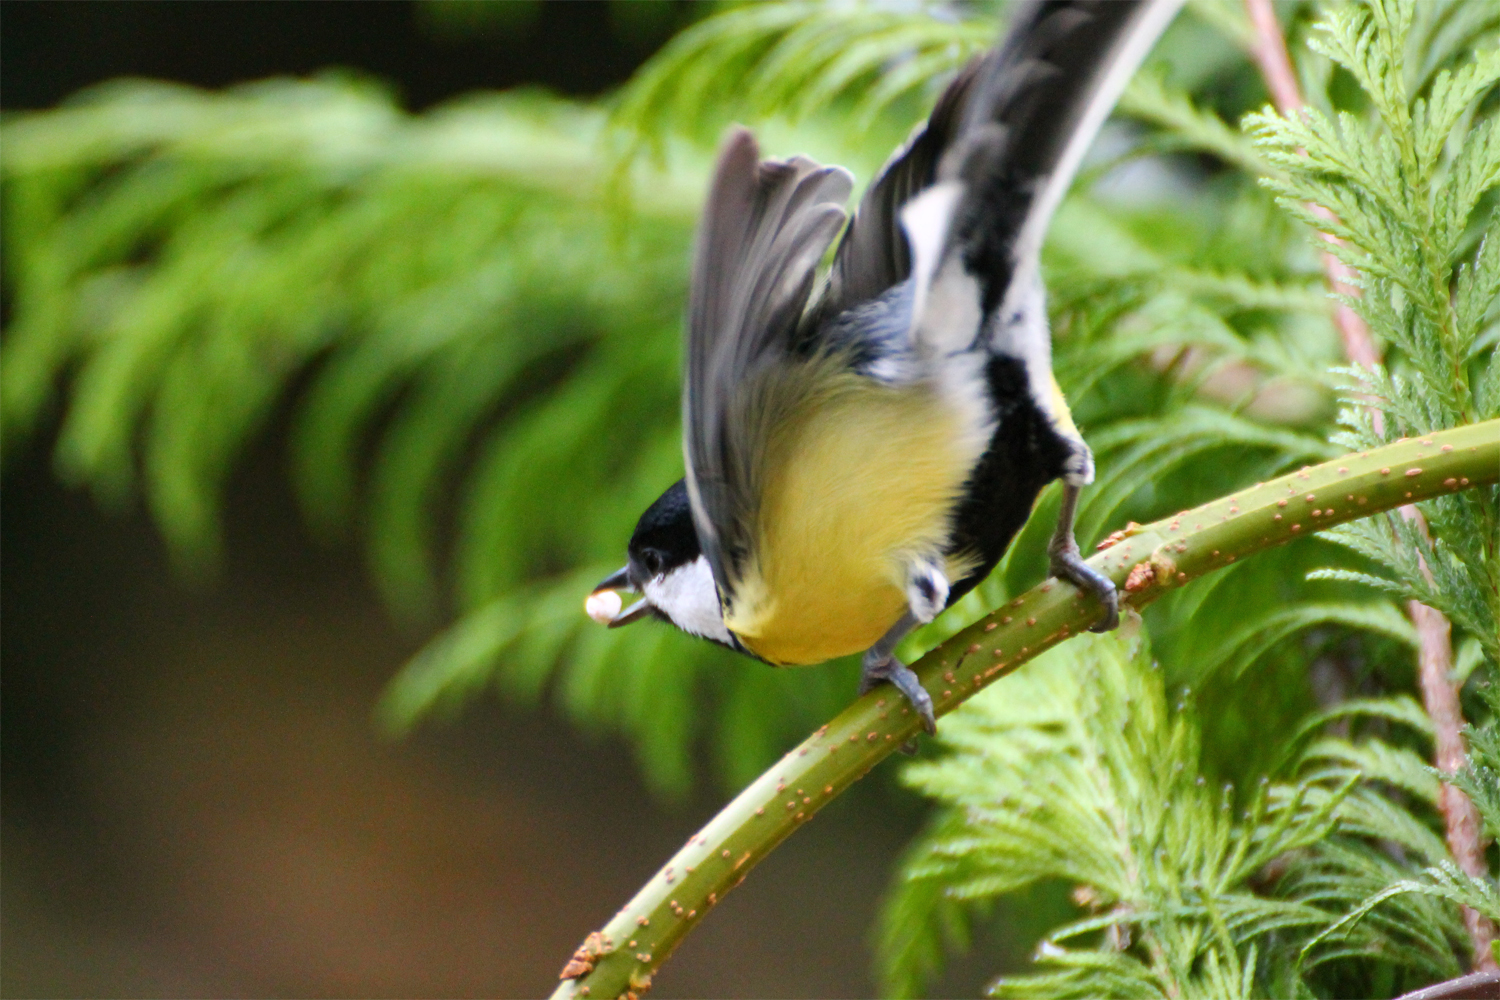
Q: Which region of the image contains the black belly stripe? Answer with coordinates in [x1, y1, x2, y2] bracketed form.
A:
[944, 354, 1072, 605]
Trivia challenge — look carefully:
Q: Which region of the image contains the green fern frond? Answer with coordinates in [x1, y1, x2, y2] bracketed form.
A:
[608, 1, 995, 162]
[1118, 72, 1272, 177]
[1304, 861, 1500, 961]
[882, 630, 1346, 999]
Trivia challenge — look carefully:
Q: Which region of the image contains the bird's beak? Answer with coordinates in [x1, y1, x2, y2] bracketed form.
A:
[592, 566, 634, 595]
[607, 598, 654, 628]
[587, 565, 652, 627]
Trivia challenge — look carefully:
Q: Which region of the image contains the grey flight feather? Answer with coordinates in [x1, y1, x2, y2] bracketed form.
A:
[683, 128, 853, 596]
[810, 57, 984, 327]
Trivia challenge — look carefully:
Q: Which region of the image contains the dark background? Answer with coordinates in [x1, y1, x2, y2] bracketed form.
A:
[2, 0, 671, 110]
[1, 4, 1024, 995]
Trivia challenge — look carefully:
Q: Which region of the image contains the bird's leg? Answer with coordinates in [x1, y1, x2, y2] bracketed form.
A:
[1048, 480, 1119, 633]
[860, 610, 936, 740]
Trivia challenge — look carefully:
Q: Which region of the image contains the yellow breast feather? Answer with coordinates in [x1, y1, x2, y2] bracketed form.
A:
[724, 359, 989, 665]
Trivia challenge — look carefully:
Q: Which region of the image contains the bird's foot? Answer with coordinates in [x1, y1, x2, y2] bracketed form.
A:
[1050, 546, 1119, 633]
[860, 648, 936, 739]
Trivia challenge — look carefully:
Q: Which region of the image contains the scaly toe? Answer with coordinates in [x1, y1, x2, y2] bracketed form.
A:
[1088, 585, 1120, 633]
[860, 654, 937, 736]
[1052, 551, 1119, 635]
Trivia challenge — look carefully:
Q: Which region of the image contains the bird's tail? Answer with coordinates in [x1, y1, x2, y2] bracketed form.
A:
[956, 0, 1183, 312]
[902, 0, 1183, 353]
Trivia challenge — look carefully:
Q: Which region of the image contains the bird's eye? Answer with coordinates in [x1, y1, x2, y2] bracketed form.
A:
[641, 549, 664, 576]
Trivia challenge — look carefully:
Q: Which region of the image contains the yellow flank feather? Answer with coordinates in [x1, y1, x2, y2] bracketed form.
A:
[1045, 371, 1082, 442]
[724, 359, 989, 665]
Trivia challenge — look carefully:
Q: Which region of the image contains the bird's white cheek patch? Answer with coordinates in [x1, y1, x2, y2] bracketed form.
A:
[644, 556, 733, 644]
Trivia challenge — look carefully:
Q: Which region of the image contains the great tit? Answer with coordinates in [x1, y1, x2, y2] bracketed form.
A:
[588, 0, 1183, 735]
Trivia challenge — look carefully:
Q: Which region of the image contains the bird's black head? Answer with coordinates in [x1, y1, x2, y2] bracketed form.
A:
[588, 480, 731, 645]
[624, 478, 701, 588]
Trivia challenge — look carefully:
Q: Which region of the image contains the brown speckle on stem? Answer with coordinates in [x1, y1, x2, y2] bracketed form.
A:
[1125, 562, 1155, 592]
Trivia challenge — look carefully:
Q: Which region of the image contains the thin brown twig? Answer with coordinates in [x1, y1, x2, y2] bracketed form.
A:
[1242, 0, 1495, 972]
[1244, 0, 1379, 368]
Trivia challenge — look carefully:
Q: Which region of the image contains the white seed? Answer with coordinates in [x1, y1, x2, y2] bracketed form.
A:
[585, 590, 623, 624]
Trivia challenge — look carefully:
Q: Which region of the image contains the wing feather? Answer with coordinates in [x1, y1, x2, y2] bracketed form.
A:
[684, 128, 853, 596]
[811, 58, 983, 324]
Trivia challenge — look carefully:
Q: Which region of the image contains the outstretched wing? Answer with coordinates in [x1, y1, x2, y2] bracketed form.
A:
[683, 128, 853, 597]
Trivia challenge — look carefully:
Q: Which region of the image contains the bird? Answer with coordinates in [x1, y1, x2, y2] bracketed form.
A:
[586, 0, 1183, 736]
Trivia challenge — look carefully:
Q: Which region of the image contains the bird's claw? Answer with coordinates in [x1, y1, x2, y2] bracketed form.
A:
[1050, 548, 1119, 633]
[860, 650, 937, 736]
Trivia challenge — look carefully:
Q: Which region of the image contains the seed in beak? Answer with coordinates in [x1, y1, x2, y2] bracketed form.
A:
[585, 590, 623, 624]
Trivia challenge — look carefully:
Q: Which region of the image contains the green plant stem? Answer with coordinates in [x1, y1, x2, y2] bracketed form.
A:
[552, 420, 1500, 1000]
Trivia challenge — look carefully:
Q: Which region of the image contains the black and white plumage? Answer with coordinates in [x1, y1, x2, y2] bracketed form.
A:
[592, 0, 1184, 733]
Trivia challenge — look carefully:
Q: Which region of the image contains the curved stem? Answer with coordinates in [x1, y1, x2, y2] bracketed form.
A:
[553, 419, 1500, 999]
